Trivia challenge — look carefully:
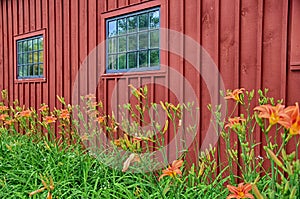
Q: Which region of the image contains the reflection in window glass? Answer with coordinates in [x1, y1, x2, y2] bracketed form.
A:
[118, 18, 127, 35]
[128, 34, 137, 51]
[128, 52, 137, 69]
[139, 51, 148, 67]
[139, 32, 148, 50]
[108, 21, 117, 37]
[106, 7, 160, 72]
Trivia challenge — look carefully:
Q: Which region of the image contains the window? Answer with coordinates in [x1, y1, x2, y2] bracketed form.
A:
[106, 7, 160, 73]
[14, 29, 46, 81]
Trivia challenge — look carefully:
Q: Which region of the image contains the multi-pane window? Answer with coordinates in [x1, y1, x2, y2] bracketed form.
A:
[16, 35, 44, 79]
[106, 7, 160, 72]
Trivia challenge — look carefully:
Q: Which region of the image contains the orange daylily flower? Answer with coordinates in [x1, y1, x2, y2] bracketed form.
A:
[19, 109, 32, 118]
[0, 114, 9, 121]
[225, 117, 246, 129]
[254, 104, 291, 128]
[0, 105, 9, 112]
[4, 119, 14, 126]
[158, 159, 183, 181]
[95, 116, 105, 124]
[59, 109, 70, 120]
[39, 105, 48, 112]
[227, 183, 254, 199]
[43, 116, 57, 124]
[284, 103, 300, 135]
[224, 88, 245, 103]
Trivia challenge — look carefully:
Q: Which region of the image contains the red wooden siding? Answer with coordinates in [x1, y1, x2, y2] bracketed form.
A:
[0, 0, 299, 166]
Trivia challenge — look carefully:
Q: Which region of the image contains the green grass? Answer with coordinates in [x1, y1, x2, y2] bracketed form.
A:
[0, 128, 227, 199]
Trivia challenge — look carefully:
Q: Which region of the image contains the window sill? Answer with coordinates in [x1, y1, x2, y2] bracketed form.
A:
[14, 77, 47, 84]
[101, 68, 166, 79]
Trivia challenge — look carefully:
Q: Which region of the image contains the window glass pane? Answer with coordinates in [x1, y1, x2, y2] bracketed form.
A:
[23, 41, 28, 52]
[118, 18, 127, 35]
[39, 64, 43, 75]
[108, 55, 117, 70]
[23, 53, 28, 64]
[150, 49, 159, 67]
[150, 30, 159, 48]
[118, 36, 127, 52]
[28, 40, 33, 51]
[118, 54, 126, 69]
[23, 65, 28, 77]
[33, 52, 38, 64]
[139, 51, 148, 68]
[18, 54, 23, 65]
[150, 10, 160, 29]
[28, 53, 33, 63]
[128, 34, 137, 51]
[18, 42, 22, 53]
[108, 38, 117, 53]
[33, 64, 39, 76]
[29, 65, 34, 76]
[33, 39, 38, 51]
[138, 13, 148, 31]
[127, 16, 137, 33]
[127, 52, 137, 69]
[39, 51, 44, 63]
[138, 32, 148, 50]
[108, 21, 117, 37]
[18, 66, 23, 77]
[39, 37, 43, 49]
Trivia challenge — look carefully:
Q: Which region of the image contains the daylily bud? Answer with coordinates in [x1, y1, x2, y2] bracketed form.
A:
[251, 183, 264, 199]
[283, 181, 289, 194]
[290, 187, 296, 199]
[264, 147, 283, 168]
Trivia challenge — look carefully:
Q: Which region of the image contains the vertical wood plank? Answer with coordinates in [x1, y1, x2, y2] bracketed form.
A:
[79, 0, 88, 98]
[7, 0, 15, 103]
[0, 1, 4, 91]
[88, 0, 97, 94]
[280, 0, 288, 102]
[2, 0, 8, 93]
[48, 0, 56, 109]
[70, 0, 79, 104]
[55, 0, 63, 109]
[63, 0, 71, 104]
[30, 0, 36, 31]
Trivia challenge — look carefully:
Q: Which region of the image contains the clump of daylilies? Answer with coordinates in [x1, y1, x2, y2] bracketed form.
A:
[0, 86, 298, 198]
[221, 88, 299, 198]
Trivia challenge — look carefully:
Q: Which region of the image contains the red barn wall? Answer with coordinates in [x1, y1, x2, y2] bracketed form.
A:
[0, 0, 299, 165]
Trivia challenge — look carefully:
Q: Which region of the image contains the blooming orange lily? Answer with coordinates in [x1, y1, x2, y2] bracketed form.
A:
[43, 116, 57, 124]
[0, 105, 9, 112]
[95, 116, 105, 124]
[4, 119, 14, 126]
[227, 183, 254, 199]
[39, 105, 48, 112]
[59, 109, 70, 120]
[254, 104, 291, 128]
[284, 103, 300, 135]
[0, 114, 9, 121]
[158, 159, 183, 181]
[19, 109, 33, 118]
[224, 88, 245, 103]
[225, 117, 246, 129]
